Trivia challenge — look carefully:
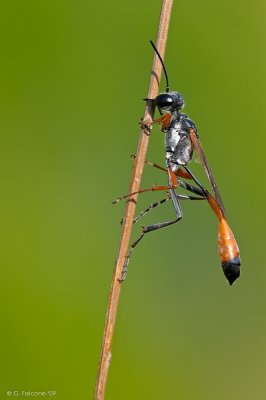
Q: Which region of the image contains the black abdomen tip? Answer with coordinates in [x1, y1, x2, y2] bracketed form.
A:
[222, 257, 241, 286]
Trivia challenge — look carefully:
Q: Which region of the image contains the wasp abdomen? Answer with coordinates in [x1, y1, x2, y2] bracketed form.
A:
[218, 219, 241, 285]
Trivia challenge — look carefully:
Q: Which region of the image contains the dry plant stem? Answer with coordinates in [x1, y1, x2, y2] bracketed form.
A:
[94, 1, 173, 399]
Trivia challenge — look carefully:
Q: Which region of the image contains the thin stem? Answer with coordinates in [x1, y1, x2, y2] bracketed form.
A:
[94, 1, 174, 399]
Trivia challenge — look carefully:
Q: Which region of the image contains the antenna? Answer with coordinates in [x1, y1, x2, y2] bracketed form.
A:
[150, 40, 170, 93]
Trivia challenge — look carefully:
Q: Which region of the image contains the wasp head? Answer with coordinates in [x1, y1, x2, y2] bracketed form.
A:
[154, 91, 184, 113]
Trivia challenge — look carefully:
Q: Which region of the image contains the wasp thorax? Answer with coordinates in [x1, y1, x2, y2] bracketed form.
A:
[154, 91, 184, 112]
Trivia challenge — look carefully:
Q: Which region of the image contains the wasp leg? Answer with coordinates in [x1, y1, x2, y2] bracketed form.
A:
[113, 158, 205, 205]
[119, 169, 183, 283]
[118, 166, 207, 282]
[183, 166, 223, 217]
[119, 217, 181, 282]
[132, 193, 204, 225]
[183, 166, 225, 221]
[183, 166, 207, 192]
[120, 182, 208, 282]
[120, 192, 204, 226]
[112, 166, 179, 204]
[120, 196, 171, 226]
[131, 155, 192, 180]
[112, 184, 175, 204]
[177, 194, 205, 200]
[153, 113, 172, 130]
[133, 194, 171, 224]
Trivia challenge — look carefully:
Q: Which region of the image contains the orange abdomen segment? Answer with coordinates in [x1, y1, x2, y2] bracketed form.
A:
[218, 219, 241, 285]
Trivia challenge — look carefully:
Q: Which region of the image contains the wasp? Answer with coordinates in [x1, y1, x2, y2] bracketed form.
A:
[113, 41, 241, 285]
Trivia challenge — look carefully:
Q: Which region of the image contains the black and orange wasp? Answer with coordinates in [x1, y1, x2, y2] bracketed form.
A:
[113, 41, 241, 286]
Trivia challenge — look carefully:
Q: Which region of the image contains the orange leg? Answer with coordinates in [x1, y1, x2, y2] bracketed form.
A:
[130, 156, 192, 180]
[112, 167, 179, 204]
[153, 112, 172, 130]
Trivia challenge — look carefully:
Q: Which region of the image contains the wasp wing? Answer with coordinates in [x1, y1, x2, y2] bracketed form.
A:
[190, 128, 226, 217]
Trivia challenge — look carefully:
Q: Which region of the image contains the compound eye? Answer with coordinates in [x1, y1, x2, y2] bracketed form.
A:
[155, 94, 174, 109]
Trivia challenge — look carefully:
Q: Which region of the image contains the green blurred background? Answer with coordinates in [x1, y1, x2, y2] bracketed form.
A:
[0, 0, 265, 399]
